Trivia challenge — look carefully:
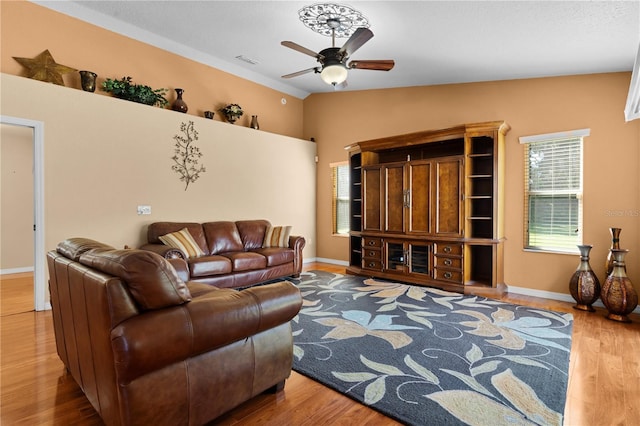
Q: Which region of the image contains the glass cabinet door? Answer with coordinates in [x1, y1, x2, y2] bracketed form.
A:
[408, 242, 431, 276]
[385, 241, 406, 273]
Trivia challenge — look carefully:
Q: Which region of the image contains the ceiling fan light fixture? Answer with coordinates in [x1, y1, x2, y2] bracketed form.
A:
[320, 63, 348, 86]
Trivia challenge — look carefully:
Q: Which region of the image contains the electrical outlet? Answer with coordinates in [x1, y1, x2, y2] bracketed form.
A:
[137, 205, 151, 215]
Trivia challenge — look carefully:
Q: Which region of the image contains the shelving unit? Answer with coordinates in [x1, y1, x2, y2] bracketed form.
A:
[346, 121, 510, 292]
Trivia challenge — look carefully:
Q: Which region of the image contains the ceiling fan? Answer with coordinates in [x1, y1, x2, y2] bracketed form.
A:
[281, 18, 395, 88]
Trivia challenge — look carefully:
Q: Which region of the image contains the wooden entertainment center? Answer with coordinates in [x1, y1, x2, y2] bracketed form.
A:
[346, 121, 510, 292]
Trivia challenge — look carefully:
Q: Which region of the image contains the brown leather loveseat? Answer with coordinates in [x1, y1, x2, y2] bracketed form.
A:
[140, 219, 305, 289]
[47, 238, 302, 426]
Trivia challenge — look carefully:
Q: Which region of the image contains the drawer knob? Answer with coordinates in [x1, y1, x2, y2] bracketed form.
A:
[368, 262, 375, 267]
[444, 259, 452, 266]
[444, 272, 452, 279]
[369, 251, 375, 257]
[368, 241, 375, 245]
[443, 246, 452, 253]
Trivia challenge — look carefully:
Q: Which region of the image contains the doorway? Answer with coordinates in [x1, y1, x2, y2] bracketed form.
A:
[0, 116, 46, 311]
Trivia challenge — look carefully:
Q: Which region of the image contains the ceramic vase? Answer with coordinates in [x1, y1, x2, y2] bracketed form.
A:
[79, 70, 97, 92]
[605, 227, 624, 276]
[569, 245, 600, 312]
[250, 115, 259, 130]
[171, 88, 188, 113]
[601, 249, 638, 322]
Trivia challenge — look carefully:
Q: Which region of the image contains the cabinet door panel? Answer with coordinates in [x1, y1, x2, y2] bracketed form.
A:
[407, 161, 431, 234]
[435, 158, 463, 236]
[363, 167, 382, 231]
[385, 164, 405, 233]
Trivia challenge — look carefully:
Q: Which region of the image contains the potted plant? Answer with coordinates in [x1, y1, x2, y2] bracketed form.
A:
[102, 76, 168, 107]
[220, 103, 244, 124]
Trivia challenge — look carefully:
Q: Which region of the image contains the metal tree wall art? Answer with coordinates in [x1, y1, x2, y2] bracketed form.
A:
[171, 121, 206, 190]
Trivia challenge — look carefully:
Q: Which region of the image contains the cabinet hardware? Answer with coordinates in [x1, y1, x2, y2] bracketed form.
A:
[444, 259, 452, 266]
[444, 272, 453, 279]
[368, 262, 375, 268]
[369, 251, 376, 257]
[443, 246, 452, 253]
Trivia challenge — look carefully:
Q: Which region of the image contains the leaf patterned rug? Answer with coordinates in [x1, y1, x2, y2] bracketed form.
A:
[289, 271, 573, 426]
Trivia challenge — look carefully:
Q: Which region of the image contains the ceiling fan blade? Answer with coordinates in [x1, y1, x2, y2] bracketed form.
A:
[281, 67, 318, 79]
[338, 27, 373, 57]
[281, 41, 321, 59]
[348, 60, 395, 71]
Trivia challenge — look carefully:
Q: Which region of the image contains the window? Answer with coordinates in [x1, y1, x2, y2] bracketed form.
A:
[331, 162, 350, 235]
[520, 129, 590, 253]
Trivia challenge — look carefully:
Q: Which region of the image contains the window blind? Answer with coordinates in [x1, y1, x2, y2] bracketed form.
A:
[523, 136, 584, 252]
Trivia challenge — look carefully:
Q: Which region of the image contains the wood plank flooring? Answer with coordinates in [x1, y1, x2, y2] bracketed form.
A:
[1, 264, 639, 425]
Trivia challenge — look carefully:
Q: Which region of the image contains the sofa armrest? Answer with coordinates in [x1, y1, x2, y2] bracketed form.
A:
[110, 281, 302, 384]
[167, 258, 190, 282]
[288, 235, 306, 277]
[140, 243, 186, 260]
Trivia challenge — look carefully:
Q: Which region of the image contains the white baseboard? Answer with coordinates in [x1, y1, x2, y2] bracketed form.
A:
[507, 284, 640, 314]
[304, 257, 349, 266]
[0, 266, 34, 275]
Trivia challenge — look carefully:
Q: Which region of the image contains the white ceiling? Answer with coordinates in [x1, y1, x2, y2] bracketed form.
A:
[37, 1, 640, 99]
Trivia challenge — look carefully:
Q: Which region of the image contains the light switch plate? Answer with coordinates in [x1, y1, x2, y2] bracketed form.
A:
[137, 205, 151, 215]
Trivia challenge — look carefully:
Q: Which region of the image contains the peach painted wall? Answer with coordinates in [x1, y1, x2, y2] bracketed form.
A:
[304, 74, 640, 296]
[0, 124, 34, 271]
[0, 0, 303, 138]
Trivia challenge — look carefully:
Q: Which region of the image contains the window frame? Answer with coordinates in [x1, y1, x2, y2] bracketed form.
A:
[519, 129, 590, 254]
[331, 161, 350, 236]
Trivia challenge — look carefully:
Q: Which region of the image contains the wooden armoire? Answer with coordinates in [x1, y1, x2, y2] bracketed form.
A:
[346, 121, 510, 292]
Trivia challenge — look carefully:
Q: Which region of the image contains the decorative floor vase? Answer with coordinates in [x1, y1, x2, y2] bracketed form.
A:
[605, 227, 623, 276]
[569, 245, 600, 312]
[601, 249, 638, 322]
[171, 88, 188, 113]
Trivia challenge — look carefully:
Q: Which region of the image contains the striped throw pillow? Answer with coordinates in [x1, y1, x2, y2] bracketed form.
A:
[159, 228, 205, 259]
[262, 225, 292, 248]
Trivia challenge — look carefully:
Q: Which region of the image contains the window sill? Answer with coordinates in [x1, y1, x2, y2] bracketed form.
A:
[523, 248, 580, 256]
[332, 233, 350, 238]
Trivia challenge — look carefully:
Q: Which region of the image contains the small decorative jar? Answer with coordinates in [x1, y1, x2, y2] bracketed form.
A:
[250, 115, 259, 130]
[601, 249, 638, 322]
[171, 88, 188, 113]
[220, 104, 243, 124]
[79, 70, 97, 92]
[204, 111, 215, 119]
[568, 244, 600, 312]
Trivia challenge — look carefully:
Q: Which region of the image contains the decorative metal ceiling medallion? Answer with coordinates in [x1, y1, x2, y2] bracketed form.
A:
[298, 3, 369, 38]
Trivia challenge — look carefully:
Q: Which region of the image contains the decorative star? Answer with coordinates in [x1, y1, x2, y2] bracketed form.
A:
[13, 50, 77, 86]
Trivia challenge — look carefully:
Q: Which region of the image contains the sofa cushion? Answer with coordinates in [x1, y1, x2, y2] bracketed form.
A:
[159, 228, 205, 259]
[79, 248, 191, 310]
[147, 222, 208, 255]
[262, 225, 292, 248]
[189, 255, 233, 277]
[251, 248, 294, 267]
[236, 220, 270, 250]
[203, 222, 244, 254]
[220, 252, 267, 272]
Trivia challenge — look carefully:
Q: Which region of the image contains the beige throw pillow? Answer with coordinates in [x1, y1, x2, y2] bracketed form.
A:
[159, 228, 205, 258]
[262, 225, 292, 248]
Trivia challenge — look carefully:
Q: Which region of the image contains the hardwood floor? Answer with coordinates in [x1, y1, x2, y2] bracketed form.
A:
[1, 264, 639, 425]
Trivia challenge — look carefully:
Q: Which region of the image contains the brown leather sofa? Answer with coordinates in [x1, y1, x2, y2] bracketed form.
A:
[140, 220, 305, 289]
[47, 238, 302, 426]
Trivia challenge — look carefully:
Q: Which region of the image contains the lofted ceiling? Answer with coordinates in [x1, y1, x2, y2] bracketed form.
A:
[37, 1, 640, 99]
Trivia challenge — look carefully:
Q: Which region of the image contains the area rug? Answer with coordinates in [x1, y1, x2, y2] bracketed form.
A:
[289, 270, 573, 426]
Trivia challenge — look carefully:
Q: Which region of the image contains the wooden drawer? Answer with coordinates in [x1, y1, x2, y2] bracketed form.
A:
[362, 237, 382, 248]
[434, 242, 463, 256]
[362, 259, 383, 270]
[435, 256, 462, 270]
[363, 248, 382, 260]
[434, 268, 463, 283]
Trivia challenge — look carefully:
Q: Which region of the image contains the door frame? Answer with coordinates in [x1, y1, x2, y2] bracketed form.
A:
[1, 115, 46, 311]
